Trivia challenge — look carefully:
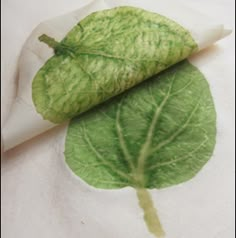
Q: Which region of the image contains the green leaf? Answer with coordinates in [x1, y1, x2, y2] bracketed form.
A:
[64, 60, 216, 190]
[64, 60, 216, 237]
[32, 6, 197, 123]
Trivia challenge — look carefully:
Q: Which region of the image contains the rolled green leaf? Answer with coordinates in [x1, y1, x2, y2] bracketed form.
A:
[2, 0, 230, 151]
[32, 6, 198, 123]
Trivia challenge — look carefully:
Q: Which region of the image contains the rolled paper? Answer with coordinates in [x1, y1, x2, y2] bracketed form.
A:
[2, 0, 231, 151]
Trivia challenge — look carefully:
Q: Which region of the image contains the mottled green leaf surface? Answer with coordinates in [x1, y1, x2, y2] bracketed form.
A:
[64, 60, 216, 189]
[32, 6, 197, 123]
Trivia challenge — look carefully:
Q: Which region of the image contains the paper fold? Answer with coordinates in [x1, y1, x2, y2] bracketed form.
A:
[2, 0, 231, 151]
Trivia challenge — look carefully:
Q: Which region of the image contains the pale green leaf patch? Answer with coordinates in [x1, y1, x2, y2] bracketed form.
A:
[32, 6, 197, 123]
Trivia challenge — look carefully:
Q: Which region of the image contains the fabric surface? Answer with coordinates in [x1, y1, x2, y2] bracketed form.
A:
[1, 0, 235, 237]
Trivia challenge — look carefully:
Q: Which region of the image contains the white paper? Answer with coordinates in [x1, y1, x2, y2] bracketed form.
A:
[1, 0, 231, 151]
[1, 0, 234, 238]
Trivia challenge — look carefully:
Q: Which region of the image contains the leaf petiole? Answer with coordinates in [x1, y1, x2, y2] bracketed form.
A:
[39, 34, 60, 50]
[136, 188, 165, 238]
[39, 34, 76, 57]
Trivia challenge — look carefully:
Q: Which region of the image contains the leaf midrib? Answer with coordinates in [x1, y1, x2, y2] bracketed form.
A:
[133, 74, 175, 186]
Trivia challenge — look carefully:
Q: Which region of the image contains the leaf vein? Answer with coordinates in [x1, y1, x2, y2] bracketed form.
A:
[148, 137, 209, 170]
[116, 101, 136, 171]
[81, 124, 130, 180]
[151, 101, 201, 154]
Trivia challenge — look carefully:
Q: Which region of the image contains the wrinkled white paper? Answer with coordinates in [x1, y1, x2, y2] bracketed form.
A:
[1, 0, 231, 151]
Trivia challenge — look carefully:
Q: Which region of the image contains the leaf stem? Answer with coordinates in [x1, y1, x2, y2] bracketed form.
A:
[136, 188, 165, 238]
[39, 34, 60, 50]
[39, 34, 77, 57]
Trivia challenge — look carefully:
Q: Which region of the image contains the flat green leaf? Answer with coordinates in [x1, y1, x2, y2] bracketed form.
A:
[32, 6, 197, 123]
[64, 60, 216, 189]
[64, 60, 216, 237]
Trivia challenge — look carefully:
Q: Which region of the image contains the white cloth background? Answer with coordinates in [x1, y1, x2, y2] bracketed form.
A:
[1, 0, 235, 238]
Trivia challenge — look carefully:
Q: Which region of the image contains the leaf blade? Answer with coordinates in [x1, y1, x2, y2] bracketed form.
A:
[64, 60, 216, 189]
